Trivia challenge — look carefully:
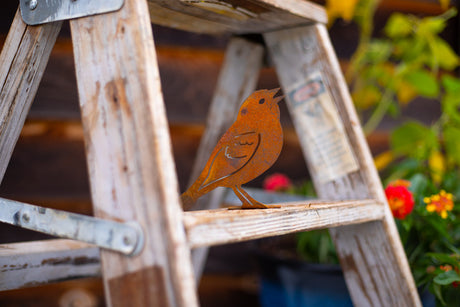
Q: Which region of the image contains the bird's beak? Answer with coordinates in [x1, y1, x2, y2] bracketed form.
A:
[269, 87, 284, 104]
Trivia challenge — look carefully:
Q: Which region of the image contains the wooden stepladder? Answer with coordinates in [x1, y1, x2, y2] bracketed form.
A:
[0, 1, 421, 306]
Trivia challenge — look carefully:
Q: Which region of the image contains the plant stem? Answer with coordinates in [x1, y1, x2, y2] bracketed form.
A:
[346, 0, 381, 82]
[363, 88, 393, 134]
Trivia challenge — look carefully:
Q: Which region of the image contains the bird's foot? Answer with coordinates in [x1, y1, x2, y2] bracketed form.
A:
[230, 185, 281, 210]
[241, 201, 269, 209]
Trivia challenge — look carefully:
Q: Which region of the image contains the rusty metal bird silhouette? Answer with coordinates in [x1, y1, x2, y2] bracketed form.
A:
[181, 88, 284, 210]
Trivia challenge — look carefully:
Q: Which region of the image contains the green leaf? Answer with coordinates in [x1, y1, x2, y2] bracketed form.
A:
[409, 173, 429, 195]
[430, 38, 459, 70]
[426, 216, 452, 240]
[442, 92, 460, 124]
[443, 126, 460, 166]
[431, 283, 447, 306]
[385, 13, 412, 38]
[365, 40, 392, 63]
[418, 17, 447, 36]
[386, 100, 400, 117]
[434, 270, 460, 285]
[403, 69, 439, 98]
[427, 253, 460, 266]
[390, 121, 436, 158]
[442, 75, 460, 95]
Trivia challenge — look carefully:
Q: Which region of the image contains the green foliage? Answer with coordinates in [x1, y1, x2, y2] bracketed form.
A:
[329, 1, 460, 305]
[434, 270, 460, 285]
[387, 170, 460, 305]
[404, 69, 439, 98]
[347, 7, 459, 134]
[296, 230, 338, 264]
[390, 121, 437, 159]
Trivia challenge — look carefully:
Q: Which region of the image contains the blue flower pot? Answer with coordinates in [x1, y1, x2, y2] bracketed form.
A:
[258, 255, 436, 307]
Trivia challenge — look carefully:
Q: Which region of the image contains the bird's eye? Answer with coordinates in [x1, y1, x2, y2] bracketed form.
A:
[259, 98, 265, 104]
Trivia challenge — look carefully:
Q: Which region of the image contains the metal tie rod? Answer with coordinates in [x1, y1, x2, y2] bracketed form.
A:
[0, 198, 144, 256]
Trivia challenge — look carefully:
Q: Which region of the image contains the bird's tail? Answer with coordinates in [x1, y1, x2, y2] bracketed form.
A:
[180, 190, 198, 210]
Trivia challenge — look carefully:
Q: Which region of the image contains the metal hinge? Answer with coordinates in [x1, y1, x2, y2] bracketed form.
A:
[20, 0, 125, 25]
[0, 198, 144, 256]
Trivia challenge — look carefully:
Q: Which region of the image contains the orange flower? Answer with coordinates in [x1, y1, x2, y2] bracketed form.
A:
[424, 190, 454, 219]
[440, 264, 459, 287]
[385, 180, 415, 219]
[263, 173, 292, 192]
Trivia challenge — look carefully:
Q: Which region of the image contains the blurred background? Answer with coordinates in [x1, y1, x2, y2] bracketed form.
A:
[0, 0, 458, 306]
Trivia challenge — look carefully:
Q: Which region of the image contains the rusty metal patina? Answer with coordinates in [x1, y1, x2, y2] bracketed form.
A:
[181, 88, 284, 210]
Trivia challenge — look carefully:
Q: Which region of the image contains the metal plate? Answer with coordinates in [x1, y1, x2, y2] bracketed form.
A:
[0, 197, 143, 256]
[20, 0, 124, 25]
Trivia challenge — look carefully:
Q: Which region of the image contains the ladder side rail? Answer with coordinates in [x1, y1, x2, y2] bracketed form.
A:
[0, 9, 61, 182]
[70, 0, 198, 305]
[264, 24, 421, 307]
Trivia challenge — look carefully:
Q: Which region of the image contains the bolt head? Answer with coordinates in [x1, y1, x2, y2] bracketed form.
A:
[29, 0, 38, 10]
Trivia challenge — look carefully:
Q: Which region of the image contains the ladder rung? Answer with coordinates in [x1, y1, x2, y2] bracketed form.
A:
[0, 200, 384, 290]
[0, 239, 100, 291]
[184, 199, 384, 248]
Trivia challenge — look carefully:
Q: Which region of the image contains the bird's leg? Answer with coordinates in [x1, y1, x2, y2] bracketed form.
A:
[232, 185, 269, 209]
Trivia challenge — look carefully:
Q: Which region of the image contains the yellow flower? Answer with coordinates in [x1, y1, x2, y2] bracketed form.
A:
[439, 0, 450, 10]
[424, 190, 454, 219]
[326, 0, 359, 25]
[428, 150, 445, 184]
[374, 151, 394, 171]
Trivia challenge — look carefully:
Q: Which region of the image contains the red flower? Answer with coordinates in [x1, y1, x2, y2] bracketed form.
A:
[263, 173, 292, 192]
[385, 180, 414, 219]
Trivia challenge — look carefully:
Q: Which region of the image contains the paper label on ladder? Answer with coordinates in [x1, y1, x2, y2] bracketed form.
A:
[287, 71, 359, 183]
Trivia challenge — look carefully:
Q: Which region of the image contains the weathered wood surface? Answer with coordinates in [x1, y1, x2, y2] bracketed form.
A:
[70, 0, 198, 305]
[0, 198, 383, 291]
[265, 25, 421, 307]
[0, 9, 61, 183]
[0, 239, 100, 291]
[148, 0, 327, 34]
[188, 37, 263, 280]
[184, 199, 384, 248]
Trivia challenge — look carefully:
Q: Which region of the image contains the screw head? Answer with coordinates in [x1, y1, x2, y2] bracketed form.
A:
[123, 235, 133, 247]
[22, 212, 30, 223]
[29, 0, 38, 10]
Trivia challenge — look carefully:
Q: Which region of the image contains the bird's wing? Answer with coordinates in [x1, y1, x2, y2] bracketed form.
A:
[198, 131, 260, 190]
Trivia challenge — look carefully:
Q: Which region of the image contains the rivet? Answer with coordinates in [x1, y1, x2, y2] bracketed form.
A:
[22, 212, 30, 223]
[29, 0, 38, 10]
[123, 235, 133, 246]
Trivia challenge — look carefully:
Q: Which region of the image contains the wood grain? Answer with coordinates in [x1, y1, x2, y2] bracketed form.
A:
[70, 0, 198, 306]
[147, 0, 327, 34]
[184, 199, 384, 248]
[0, 239, 100, 291]
[0, 9, 61, 182]
[264, 25, 421, 307]
[187, 36, 263, 281]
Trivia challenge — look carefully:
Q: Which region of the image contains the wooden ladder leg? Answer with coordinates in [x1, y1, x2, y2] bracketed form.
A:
[70, 0, 198, 306]
[264, 25, 421, 307]
[189, 36, 264, 280]
[0, 9, 62, 182]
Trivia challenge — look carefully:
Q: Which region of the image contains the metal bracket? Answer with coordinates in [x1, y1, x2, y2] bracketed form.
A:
[20, 0, 125, 25]
[0, 198, 144, 256]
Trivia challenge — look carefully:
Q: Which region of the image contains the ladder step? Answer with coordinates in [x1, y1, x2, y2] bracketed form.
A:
[0, 200, 383, 290]
[184, 199, 384, 248]
[147, 0, 327, 35]
[0, 239, 100, 291]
